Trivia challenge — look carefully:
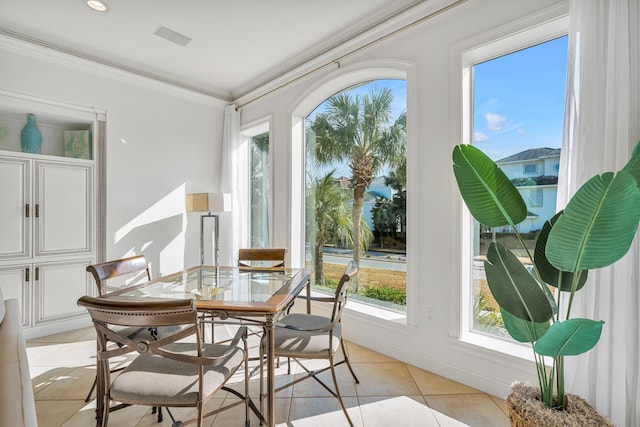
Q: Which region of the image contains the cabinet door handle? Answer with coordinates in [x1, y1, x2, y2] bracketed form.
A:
[25, 203, 30, 218]
[35, 204, 40, 218]
[25, 267, 29, 282]
[35, 267, 39, 281]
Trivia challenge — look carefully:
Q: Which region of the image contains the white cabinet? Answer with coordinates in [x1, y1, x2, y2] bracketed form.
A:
[0, 153, 96, 334]
[34, 260, 94, 325]
[0, 156, 93, 260]
[0, 156, 29, 259]
[0, 91, 103, 338]
[35, 160, 93, 257]
[0, 264, 30, 325]
[0, 260, 93, 328]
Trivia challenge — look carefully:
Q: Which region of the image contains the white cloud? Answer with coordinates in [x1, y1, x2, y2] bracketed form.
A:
[485, 113, 506, 131]
[474, 132, 489, 142]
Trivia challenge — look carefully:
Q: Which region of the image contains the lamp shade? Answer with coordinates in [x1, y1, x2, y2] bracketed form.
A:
[186, 193, 231, 213]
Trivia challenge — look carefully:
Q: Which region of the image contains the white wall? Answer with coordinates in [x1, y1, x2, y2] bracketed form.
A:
[0, 35, 227, 276]
[238, 0, 568, 398]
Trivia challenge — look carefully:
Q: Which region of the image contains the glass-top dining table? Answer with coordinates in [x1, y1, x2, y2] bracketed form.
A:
[99, 265, 313, 427]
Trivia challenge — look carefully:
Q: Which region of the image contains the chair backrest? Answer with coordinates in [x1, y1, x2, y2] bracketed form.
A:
[87, 255, 151, 296]
[330, 261, 359, 323]
[237, 248, 286, 269]
[77, 296, 204, 376]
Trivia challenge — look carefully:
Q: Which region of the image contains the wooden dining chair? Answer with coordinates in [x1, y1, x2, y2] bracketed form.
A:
[201, 249, 287, 343]
[260, 261, 360, 426]
[77, 296, 249, 427]
[237, 248, 286, 270]
[84, 255, 167, 421]
[87, 254, 151, 297]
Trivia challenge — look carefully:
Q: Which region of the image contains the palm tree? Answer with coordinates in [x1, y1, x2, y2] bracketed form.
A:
[306, 171, 371, 286]
[385, 164, 407, 242]
[309, 85, 406, 286]
[372, 197, 394, 248]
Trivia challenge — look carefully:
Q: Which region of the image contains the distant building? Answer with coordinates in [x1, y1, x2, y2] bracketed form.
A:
[496, 147, 560, 233]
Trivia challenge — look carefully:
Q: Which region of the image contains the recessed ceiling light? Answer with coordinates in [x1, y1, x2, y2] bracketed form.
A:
[86, 0, 108, 12]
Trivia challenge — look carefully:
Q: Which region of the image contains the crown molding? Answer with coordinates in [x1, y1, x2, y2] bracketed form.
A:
[0, 29, 230, 107]
[233, 0, 466, 108]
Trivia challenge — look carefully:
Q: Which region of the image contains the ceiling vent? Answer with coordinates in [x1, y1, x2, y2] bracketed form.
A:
[154, 26, 192, 47]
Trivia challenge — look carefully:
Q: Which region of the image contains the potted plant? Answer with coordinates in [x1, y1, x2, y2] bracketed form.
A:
[452, 141, 640, 426]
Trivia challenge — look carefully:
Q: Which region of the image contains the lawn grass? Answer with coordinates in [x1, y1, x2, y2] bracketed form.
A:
[322, 262, 406, 290]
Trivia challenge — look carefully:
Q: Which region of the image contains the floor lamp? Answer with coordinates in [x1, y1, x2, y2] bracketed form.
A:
[186, 193, 231, 266]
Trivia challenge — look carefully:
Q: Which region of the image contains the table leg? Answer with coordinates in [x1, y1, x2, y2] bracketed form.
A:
[95, 357, 104, 426]
[265, 314, 275, 427]
[306, 279, 311, 314]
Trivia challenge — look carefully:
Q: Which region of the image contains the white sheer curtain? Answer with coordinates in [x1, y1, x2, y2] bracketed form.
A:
[560, 1, 640, 425]
[218, 104, 248, 266]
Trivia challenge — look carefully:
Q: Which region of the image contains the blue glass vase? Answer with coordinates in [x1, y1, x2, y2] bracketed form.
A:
[21, 114, 42, 154]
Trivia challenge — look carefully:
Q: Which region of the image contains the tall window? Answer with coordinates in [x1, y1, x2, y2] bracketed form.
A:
[242, 123, 271, 248]
[468, 35, 568, 338]
[305, 79, 407, 312]
[250, 132, 270, 247]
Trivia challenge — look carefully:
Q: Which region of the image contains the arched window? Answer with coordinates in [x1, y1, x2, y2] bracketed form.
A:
[292, 65, 411, 314]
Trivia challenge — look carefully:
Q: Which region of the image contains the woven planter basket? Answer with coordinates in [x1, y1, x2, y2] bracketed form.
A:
[506, 382, 613, 427]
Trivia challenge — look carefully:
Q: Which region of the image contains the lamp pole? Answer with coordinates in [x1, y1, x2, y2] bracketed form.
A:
[200, 213, 220, 266]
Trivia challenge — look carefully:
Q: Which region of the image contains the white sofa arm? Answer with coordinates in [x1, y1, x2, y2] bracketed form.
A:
[0, 296, 38, 427]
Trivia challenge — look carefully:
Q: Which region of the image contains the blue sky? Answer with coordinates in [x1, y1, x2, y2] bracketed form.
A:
[307, 35, 568, 174]
[473, 36, 568, 161]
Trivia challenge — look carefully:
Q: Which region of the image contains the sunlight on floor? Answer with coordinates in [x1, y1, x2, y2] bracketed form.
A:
[27, 328, 509, 426]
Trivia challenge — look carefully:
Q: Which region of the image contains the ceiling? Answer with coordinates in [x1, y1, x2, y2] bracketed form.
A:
[0, 0, 423, 102]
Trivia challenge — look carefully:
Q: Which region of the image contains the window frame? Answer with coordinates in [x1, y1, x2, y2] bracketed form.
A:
[451, 11, 569, 357]
[240, 118, 273, 249]
[529, 188, 543, 208]
[289, 60, 417, 325]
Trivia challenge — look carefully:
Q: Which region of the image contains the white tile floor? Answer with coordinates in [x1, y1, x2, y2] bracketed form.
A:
[28, 327, 510, 426]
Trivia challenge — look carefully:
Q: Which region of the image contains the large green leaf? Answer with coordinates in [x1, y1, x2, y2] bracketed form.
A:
[534, 318, 604, 357]
[547, 170, 640, 272]
[484, 242, 553, 323]
[501, 307, 550, 343]
[622, 139, 640, 185]
[534, 212, 588, 292]
[452, 145, 527, 227]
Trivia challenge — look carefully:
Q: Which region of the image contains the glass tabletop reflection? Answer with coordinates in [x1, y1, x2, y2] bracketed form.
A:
[106, 266, 311, 313]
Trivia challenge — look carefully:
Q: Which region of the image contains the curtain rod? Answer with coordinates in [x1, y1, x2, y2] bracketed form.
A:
[236, 0, 468, 109]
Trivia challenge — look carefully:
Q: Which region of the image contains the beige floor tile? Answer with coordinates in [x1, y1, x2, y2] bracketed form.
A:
[34, 366, 96, 400]
[407, 364, 482, 395]
[224, 368, 296, 401]
[489, 394, 509, 416]
[32, 366, 74, 394]
[344, 342, 397, 363]
[29, 327, 511, 427]
[100, 404, 152, 427]
[27, 340, 97, 368]
[60, 403, 101, 427]
[358, 395, 440, 426]
[212, 395, 289, 427]
[425, 394, 510, 427]
[290, 363, 359, 398]
[352, 362, 421, 396]
[288, 396, 361, 427]
[139, 400, 225, 427]
[35, 400, 91, 427]
[28, 327, 96, 344]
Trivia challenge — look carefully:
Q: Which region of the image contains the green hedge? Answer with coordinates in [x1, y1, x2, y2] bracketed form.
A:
[361, 285, 406, 305]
